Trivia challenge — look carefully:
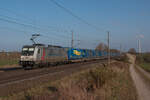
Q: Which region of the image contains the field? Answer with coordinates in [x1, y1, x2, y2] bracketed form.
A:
[4, 61, 137, 100]
[136, 53, 150, 72]
[0, 52, 20, 67]
[139, 62, 150, 72]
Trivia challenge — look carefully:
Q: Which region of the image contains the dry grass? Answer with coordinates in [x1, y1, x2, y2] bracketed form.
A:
[54, 62, 137, 100]
[103, 62, 137, 100]
[56, 67, 113, 100]
[0, 52, 20, 67]
[136, 53, 150, 72]
[2, 61, 137, 100]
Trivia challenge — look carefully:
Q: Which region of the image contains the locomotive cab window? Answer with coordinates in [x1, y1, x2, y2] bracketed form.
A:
[21, 47, 35, 56]
[29, 48, 34, 51]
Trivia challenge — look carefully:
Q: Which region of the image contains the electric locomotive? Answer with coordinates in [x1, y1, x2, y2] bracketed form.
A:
[19, 44, 45, 68]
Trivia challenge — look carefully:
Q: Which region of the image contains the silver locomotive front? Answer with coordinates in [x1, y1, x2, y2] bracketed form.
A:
[19, 45, 37, 67]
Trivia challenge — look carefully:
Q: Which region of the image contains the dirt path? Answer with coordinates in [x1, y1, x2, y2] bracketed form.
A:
[127, 54, 150, 100]
[136, 65, 150, 80]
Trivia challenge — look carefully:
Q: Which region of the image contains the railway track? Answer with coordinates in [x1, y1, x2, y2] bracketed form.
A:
[0, 59, 107, 97]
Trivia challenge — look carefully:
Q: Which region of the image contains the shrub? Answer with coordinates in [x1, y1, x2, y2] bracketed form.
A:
[58, 66, 116, 100]
[136, 53, 150, 63]
[84, 67, 115, 90]
[118, 54, 129, 63]
[143, 53, 150, 63]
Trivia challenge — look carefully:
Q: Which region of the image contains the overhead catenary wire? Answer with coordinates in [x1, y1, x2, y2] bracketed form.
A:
[0, 3, 104, 49]
[0, 17, 70, 45]
[0, 16, 70, 39]
[0, 15, 104, 49]
[49, 0, 109, 49]
[0, 7, 70, 34]
[0, 26, 66, 40]
[49, 0, 101, 31]
[0, 8, 71, 39]
[0, 15, 71, 47]
[0, 26, 69, 46]
[0, 7, 35, 24]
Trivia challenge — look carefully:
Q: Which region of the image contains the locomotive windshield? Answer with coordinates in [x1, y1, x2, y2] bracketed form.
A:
[22, 47, 35, 56]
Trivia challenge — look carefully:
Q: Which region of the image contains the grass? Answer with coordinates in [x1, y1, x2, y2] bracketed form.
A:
[0, 52, 20, 67]
[139, 62, 150, 72]
[101, 62, 137, 100]
[0, 59, 18, 66]
[136, 53, 150, 72]
[2, 61, 137, 100]
[117, 54, 130, 63]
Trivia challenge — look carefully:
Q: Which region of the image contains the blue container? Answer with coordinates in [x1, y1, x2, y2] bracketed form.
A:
[92, 50, 96, 57]
[67, 49, 107, 60]
[68, 48, 85, 60]
[103, 51, 108, 57]
[98, 51, 102, 57]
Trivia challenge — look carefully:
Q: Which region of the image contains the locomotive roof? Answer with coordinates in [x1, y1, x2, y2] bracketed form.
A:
[23, 44, 45, 48]
[23, 45, 36, 48]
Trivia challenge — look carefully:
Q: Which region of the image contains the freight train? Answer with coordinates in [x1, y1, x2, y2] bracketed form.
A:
[19, 44, 120, 68]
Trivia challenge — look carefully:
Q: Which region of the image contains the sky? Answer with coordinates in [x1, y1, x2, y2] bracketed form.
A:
[0, 0, 150, 52]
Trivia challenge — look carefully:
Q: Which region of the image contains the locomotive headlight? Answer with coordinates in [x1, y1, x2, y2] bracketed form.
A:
[21, 56, 25, 61]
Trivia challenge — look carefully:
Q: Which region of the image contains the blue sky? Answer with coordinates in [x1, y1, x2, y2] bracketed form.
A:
[0, 0, 150, 52]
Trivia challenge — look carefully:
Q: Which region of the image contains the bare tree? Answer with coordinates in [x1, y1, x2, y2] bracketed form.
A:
[110, 49, 120, 53]
[95, 42, 108, 51]
[128, 48, 136, 54]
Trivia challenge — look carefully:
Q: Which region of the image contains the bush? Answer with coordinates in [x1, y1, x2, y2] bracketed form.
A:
[143, 53, 150, 63]
[116, 54, 129, 63]
[136, 53, 150, 63]
[84, 67, 115, 90]
[136, 53, 150, 72]
[57, 67, 116, 100]
[128, 48, 136, 54]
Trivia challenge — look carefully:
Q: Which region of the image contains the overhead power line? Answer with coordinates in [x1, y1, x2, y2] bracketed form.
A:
[0, 17, 71, 45]
[0, 16, 70, 39]
[0, 17, 37, 29]
[0, 7, 70, 35]
[49, 0, 101, 31]
[0, 7, 35, 24]
[0, 26, 69, 45]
